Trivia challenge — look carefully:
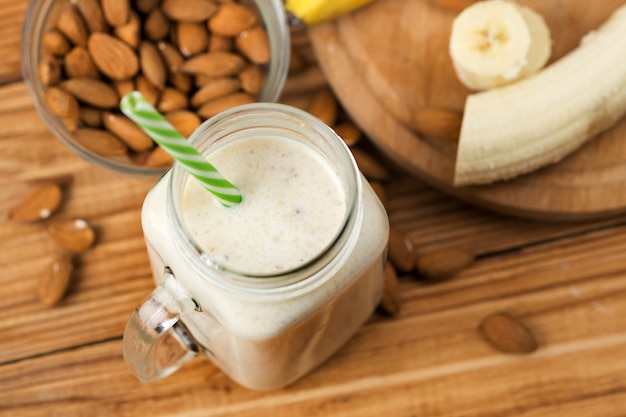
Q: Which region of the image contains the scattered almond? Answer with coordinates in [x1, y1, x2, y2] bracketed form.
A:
[379, 263, 400, 316]
[307, 89, 338, 126]
[56, 6, 89, 46]
[162, 0, 218, 22]
[236, 26, 270, 65]
[87, 33, 139, 80]
[38, 253, 74, 307]
[415, 246, 475, 281]
[334, 121, 362, 146]
[351, 148, 392, 181]
[135, 74, 161, 106]
[413, 108, 462, 141]
[369, 181, 388, 210]
[10, 182, 63, 222]
[102, 112, 155, 151]
[73, 128, 128, 156]
[208, 2, 257, 36]
[60, 78, 120, 109]
[47, 219, 96, 253]
[478, 312, 538, 354]
[388, 227, 415, 273]
[197, 92, 255, 119]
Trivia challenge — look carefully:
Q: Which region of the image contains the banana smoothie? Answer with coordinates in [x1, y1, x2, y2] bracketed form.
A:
[130, 104, 389, 390]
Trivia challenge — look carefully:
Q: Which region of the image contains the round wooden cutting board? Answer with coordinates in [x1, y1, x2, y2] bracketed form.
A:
[308, 0, 626, 221]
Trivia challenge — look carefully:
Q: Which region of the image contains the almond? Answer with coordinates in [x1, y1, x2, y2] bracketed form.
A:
[236, 26, 270, 64]
[60, 78, 120, 109]
[162, 0, 218, 22]
[102, 0, 130, 26]
[143, 8, 170, 42]
[135, 75, 161, 106]
[478, 312, 538, 354]
[39, 56, 62, 87]
[415, 246, 475, 282]
[180, 52, 246, 77]
[157, 41, 184, 72]
[170, 71, 193, 93]
[113, 79, 135, 98]
[388, 227, 415, 273]
[56, 6, 89, 46]
[38, 253, 74, 307]
[10, 182, 63, 222]
[140, 41, 167, 89]
[64, 46, 100, 79]
[208, 2, 257, 36]
[102, 111, 155, 151]
[176, 22, 209, 57]
[114, 11, 141, 49]
[79, 107, 103, 128]
[165, 110, 201, 138]
[45, 86, 80, 119]
[334, 122, 362, 147]
[73, 128, 128, 156]
[157, 87, 188, 113]
[47, 219, 96, 252]
[42, 29, 71, 56]
[144, 146, 174, 167]
[190, 77, 240, 108]
[197, 92, 254, 119]
[413, 108, 462, 141]
[75, 0, 109, 33]
[209, 35, 232, 53]
[87, 33, 139, 80]
[307, 89, 338, 126]
[379, 263, 400, 316]
[135, 0, 160, 13]
[351, 149, 392, 181]
[238, 66, 262, 95]
[369, 181, 388, 210]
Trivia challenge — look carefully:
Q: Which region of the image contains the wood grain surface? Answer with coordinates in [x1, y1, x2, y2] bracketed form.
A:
[2, 0, 626, 416]
[309, 0, 626, 220]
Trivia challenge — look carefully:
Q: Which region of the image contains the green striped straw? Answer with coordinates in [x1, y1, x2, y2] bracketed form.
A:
[120, 91, 242, 207]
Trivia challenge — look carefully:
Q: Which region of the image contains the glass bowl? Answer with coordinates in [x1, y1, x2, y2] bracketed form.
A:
[22, 0, 290, 176]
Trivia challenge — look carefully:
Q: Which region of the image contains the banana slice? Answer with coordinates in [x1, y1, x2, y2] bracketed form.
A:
[285, 0, 375, 25]
[454, 4, 626, 186]
[449, 0, 551, 91]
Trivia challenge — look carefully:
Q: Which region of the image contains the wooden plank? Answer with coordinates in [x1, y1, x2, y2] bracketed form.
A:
[0, 0, 26, 84]
[2, 222, 626, 416]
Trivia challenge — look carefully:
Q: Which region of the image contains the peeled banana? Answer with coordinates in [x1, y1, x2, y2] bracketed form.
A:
[449, 0, 551, 90]
[285, 0, 376, 25]
[454, 4, 626, 187]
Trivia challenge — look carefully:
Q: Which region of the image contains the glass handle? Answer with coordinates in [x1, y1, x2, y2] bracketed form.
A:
[123, 267, 200, 382]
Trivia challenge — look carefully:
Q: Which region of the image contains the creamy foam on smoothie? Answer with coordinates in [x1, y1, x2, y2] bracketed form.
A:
[182, 136, 346, 275]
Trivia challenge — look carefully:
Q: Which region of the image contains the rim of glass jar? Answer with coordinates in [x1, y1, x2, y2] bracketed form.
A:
[21, 0, 291, 176]
[167, 103, 364, 298]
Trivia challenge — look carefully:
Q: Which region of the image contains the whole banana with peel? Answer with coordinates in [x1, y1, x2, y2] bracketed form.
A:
[286, 0, 376, 24]
[452, 2, 626, 186]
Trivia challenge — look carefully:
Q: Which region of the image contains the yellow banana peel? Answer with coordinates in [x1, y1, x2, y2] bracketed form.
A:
[285, 0, 376, 25]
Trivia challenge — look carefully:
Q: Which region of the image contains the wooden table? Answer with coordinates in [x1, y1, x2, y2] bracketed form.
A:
[2, 1, 626, 416]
